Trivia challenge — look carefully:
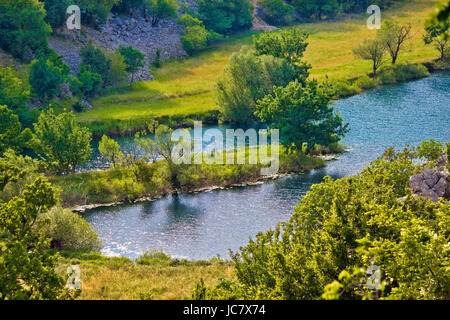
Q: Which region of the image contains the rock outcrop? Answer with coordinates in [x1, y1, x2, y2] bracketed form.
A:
[409, 154, 449, 203]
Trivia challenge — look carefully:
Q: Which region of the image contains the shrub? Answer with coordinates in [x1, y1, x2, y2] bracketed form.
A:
[72, 101, 86, 113]
[40, 206, 102, 252]
[118, 45, 146, 84]
[379, 63, 430, 84]
[196, 0, 253, 34]
[70, 67, 103, 98]
[152, 48, 162, 68]
[105, 51, 128, 88]
[80, 42, 112, 86]
[332, 80, 360, 98]
[74, 0, 120, 27]
[0, 65, 30, 110]
[44, 0, 71, 29]
[180, 26, 209, 55]
[354, 75, 378, 90]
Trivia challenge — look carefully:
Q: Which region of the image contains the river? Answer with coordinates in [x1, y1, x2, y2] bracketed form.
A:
[83, 72, 450, 260]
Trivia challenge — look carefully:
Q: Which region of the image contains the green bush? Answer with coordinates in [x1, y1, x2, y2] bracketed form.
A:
[40, 206, 102, 252]
[332, 80, 360, 98]
[354, 75, 379, 90]
[70, 67, 103, 98]
[144, 0, 179, 26]
[44, 0, 71, 29]
[379, 63, 430, 84]
[80, 42, 112, 87]
[196, 0, 253, 34]
[180, 26, 209, 55]
[0, 65, 30, 110]
[29, 57, 66, 99]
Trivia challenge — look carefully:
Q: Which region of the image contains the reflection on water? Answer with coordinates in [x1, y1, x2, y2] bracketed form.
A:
[84, 73, 450, 260]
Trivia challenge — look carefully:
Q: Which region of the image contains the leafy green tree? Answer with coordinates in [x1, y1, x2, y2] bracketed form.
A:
[180, 26, 210, 55]
[144, 0, 179, 26]
[0, 0, 51, 60]
[0, 176, 71, 300]
[218, 46, 302, 124]
[0, 106, 24, 154]
[196, 0, 253, 34]
[70, 67, 103, 98]
[105, 51, 128, 88]
[32, 109, 91, 174]
[426, 0, 450, 40]
[80, 42, 112, 87]
[353, 39, 386, 76]
[424, 21, 449, 61]
[255, 80, 348, 152]
[377, 19, 412, 65]
[74, 0, 120, 27]
[253, 28, 311, 74]
[0, 65, 30, 110]
[29, 57, 65, 99]
[118, 46, 146, 84]
[99, 135, 124, 168]
[258, 0, 294, 26]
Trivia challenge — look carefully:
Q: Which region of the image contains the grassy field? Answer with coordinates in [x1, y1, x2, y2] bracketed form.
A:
[57, 252, 233, 300]
[77, 0, 441, 133]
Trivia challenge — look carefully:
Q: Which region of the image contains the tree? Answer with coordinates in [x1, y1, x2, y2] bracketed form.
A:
[137, 125, 181, 189]
[253, 28, 311, 74]
[426, 0, 450, 40]
[74, 0, 120, 27]
[32, 109, 91, 174]
[99, 135, 124, 168]
[353, 39, 386, 76]
[44, 0, 71, 29]
[258, 0, 294, 26]
[424, 22, 449, 61]
[196, 0, 253, 34]
[0, 0, 51, 60]
[291, 0, 339, 20]
[118, 46, 146, 84]
[0, 106, 23, 154]
[180, 26, 210, 55]
[0, 176, 71, 300]
[80, 42, 112, 87]
[29, 57, 65, 100]
[144, 0, 179, 26]
[0, 65, 30, 111]
[255, 80, 348, 152]
[105, 51, 128, 88]
[377, 20, 412, 65]
[218, 47, 300, 124]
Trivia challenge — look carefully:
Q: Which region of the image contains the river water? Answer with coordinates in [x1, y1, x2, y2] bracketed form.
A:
[83, 73, 450, 260]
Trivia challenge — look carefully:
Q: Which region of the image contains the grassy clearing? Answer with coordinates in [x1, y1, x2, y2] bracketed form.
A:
[57, 251, 233, 300]
[77, 0, 441, 135]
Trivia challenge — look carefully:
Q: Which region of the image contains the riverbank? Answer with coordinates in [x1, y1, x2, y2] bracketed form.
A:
[51, 146, 342, 210]
[76, 0, 444, 137]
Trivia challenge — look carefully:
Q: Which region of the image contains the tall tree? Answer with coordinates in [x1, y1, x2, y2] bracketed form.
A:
[353, 39, 386, 76]
[144, 0, 179, 26]
[255, 80, 348, 153]
[377, 20, 412, 65]
[118, 46, 146, 84]
[32, 109, 91, 174]
[99, 135, 123, 168]
[424, 22, 449, 61]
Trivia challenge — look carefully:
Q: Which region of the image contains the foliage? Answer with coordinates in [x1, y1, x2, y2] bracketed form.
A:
[32, 109, 92, 174]
[105, 51, 128, 88]
[255, 79, 348, 152]
[0, 0, 51, 60]
[0, 176, 71, 300]
[0, 106, 24, 154]
[180, 26, 210, 55]
[253, 28, 311, 73]
[70, 68, 103, 99]
[291, 0, 339, 20]
[201, 142, 449, 300]
[144, 0, 179, 26]
[152, 48, 162, 69]
[377, 19, 412, 65]
[118, 46, 146, 84]
[196, 0, 253, 34]
[80, 42, 112, 87]
[29, 57, 66, 99]
[74, 0, 120, 27]
[379, 63, 430, 84]
[353, 39, 385, 76]
[40, 206, 102, 252]
[217, 46, 300, 124]
[99, 135, 124, 168]
[0, 65, 30, 110]
[258, 0, 294, 26]
[113, 0, 145, 14]
[354, 75, 379, 90]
